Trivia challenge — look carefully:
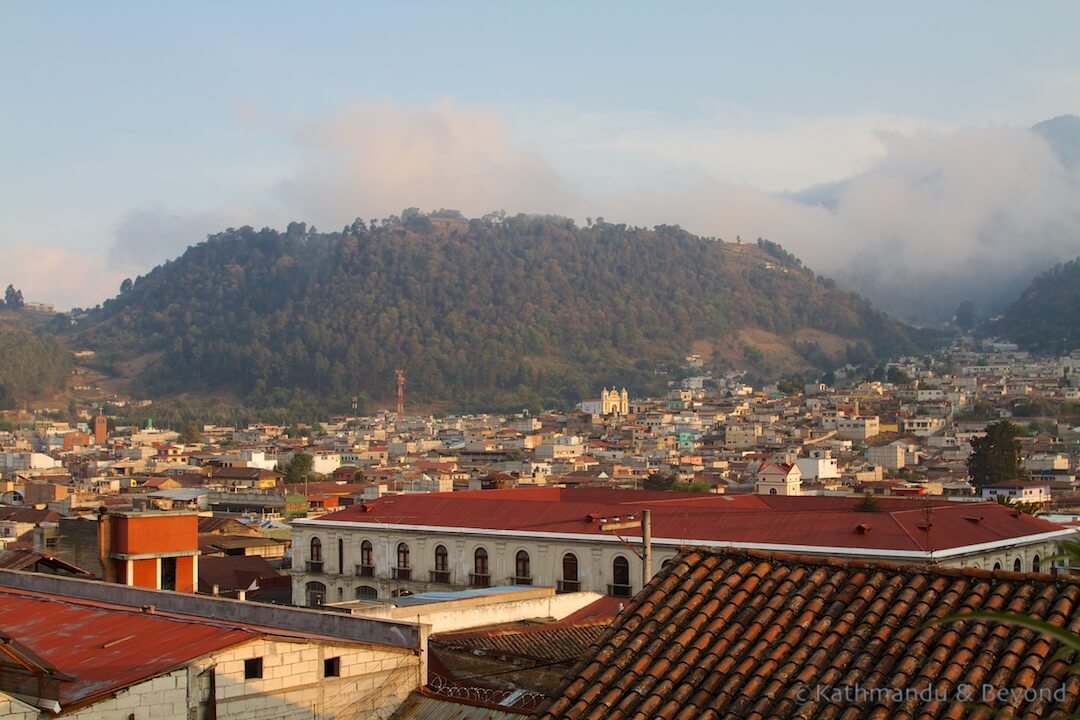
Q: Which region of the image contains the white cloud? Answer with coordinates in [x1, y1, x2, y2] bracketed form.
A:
[63, 100, 1080, 322]
[2, 245, 125, 311]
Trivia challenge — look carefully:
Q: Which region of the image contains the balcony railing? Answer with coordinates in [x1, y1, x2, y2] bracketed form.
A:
[469, 573, 490, 588]
[513, 575, 533, 586]
[305, 560, 324, 573]
[356, 564, 375, 578]
[608, 583, 633, 598]
[429, 569, 450, 583]
[392, 567, 411, 581]
[557, 580, 581, 593]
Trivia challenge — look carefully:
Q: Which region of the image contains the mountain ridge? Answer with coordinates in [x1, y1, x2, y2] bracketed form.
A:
[72, 212, 921, 412]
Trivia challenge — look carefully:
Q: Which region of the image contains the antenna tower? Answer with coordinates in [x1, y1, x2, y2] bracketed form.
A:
[395, 368, 406, 416]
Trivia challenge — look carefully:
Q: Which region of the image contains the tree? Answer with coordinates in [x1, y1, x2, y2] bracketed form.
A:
[4, 285, 24, 310]
[120, 278, 133, 294]
[643, 471, 676, 491]
[285, 452, 314, 484]
[954, 300, 976, 332]
[178, 422, 202, 444]
[854, 491, 880, 513]
[967, 420, 1023, 489]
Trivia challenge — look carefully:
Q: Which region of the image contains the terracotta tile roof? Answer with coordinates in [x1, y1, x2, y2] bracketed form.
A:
[433, 621, 610, 664]
[534, 549, 1080, 720]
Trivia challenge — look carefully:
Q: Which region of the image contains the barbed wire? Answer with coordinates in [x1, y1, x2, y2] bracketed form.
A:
[428, 672, 548, 710]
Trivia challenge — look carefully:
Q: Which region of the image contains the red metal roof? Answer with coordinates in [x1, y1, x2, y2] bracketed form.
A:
[0, 587, 252, 708]
[309, 487, 1070, 555]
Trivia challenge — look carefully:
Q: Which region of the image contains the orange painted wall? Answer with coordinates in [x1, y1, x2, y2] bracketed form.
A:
[175, 556, 196, 593]
[111, 515, 198, 555]
[131, 558, 158, 589]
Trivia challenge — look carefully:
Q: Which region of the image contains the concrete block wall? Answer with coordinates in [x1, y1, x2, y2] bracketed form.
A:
[0, 693, 39, 720]
[208, 637, 418, 719]
[58, 638, 418, 720]
[63, 669, 189, 720]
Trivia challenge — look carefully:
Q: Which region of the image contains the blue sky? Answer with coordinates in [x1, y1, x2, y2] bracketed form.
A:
[2, 2, 1080, 309]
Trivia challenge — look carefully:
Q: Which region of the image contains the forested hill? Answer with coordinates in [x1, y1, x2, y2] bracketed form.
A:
[988, 257, 1080, 353]
[75, 212, 918, 411]
[0, 314, 72, 409]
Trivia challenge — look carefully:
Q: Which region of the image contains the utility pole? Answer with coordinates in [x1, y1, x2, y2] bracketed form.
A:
[600, 509, 654, 587]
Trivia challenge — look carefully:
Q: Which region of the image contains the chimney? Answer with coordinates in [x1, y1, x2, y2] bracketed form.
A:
[97, 506, 116, 583]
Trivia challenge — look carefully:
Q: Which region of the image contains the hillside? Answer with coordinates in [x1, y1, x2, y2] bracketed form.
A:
[0, 311, 72, 409]
[988, 257, 1080, 353]
[73, 212, 919, 411]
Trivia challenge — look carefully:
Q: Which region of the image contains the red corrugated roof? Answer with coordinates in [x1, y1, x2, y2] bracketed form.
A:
[311, 487, 1068, 554]
[0, 587, 252, 707]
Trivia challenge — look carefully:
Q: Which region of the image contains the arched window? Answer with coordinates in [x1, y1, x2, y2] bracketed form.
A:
[769, 488, 778, 495]
[1013, 558, 1023, 572]
[993, 562, 1002, 571]
[432, 545, 450, 583]
[393, 542, 412, 580]
[472, 548, 489, 587]
[305, 581, 326, 607]
[515, 550, 531, 584]
[359, 540, 374, 577]
[361, 540, 373, 565]
[307, 537, 324, 572]
[559, 552, 579, 593]
[355, 585, 378, 600]
[1033, 555, 1041, 573]
[611, 556, 631, 597]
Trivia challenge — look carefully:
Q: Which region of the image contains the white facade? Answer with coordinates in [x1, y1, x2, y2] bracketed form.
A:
[794, 454, 839, 481]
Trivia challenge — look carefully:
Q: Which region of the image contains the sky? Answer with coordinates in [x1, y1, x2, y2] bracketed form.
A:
[2, 2, 1080, 315]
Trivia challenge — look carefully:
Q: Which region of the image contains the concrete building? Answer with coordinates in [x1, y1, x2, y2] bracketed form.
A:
[290, 488, 1074, 605]
[836, 416, 880, 441]
[0, 569, 421, 718]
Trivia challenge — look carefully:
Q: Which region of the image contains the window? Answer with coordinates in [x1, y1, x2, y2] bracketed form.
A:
[431, 544, 450, 583]
[337, 538, 344, 574]
[305, 581, 327, 607]
[307, 536, 324, 572]
[471, 547, 489, 587]
[769, 488, 778, 495]
[474, 547, 488, 575]
[1013, 558, 1022, 572]
[1033, 555, 1041, 573]
[558, 552, 580, 593]
[610, 556, 631, 597]
[244, 658, 263, 679]
[394, 542, 411, 581]
[323, 657, 340, 677]
[361, 540, 373, 566]
[358, 539, 374, 577]
[993, 562, 1002, 571]
[356, 585, 378, 600]
[515, 550, 531, 584]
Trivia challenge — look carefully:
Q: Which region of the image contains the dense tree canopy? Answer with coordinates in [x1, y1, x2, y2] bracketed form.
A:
[0, 329, 71, 408]
[967, 420, 1024, 488]
[73, 212, 918, 411]
[989, 258, 1080, 352]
